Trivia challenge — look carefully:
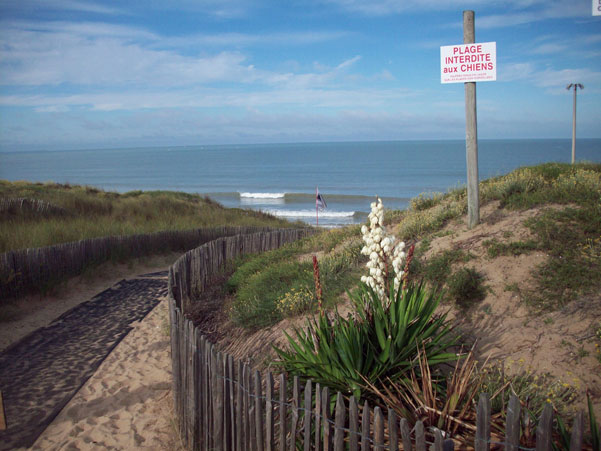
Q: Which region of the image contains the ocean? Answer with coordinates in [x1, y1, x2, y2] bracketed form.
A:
[1, 139, 600, 227]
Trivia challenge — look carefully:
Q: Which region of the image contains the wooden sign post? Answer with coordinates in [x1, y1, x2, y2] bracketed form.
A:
[464, 10, 479, 229]
[441, 11, 496, 229]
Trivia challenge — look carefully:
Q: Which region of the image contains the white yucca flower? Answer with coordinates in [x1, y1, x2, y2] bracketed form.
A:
[360, 197, 407, 301]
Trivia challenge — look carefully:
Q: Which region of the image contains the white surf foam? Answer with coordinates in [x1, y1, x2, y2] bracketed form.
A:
[240, 192, 286, 199]
[264, 209, 355, 218]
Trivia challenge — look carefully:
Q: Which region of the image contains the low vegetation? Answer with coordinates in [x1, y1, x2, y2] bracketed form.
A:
[0, 180, 298, 252]
[227, 226, 362, 329]
[221, 162, 601, 447]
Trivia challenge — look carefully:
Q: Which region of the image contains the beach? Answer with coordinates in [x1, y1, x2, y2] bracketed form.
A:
[30, 298, 178, 450]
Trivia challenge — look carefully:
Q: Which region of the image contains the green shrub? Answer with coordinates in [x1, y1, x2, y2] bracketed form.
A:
[447, 267, 486, 308]
[274, 282, 458, 399]
[231, 261, 313, 329]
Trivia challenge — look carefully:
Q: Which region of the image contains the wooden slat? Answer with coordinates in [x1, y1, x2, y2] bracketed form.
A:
[236, 360, 244, 451]
[433, 429, 443, 451]
[279, 374, 287, 451]
[536, 403, 553, 451]
[400, 418, 412, 451]
[388, 408, 398, 451]
[415, 421, 426, 451]
[192, 328, 200, 451]
[255, 370, 264, 451]
[373, 406, 384, 449]
[202, 338, 209, 449]
[333, 392, 346, 451]
[266, 372, 275, 451]
[244, 364, 252, 451]
[475, 393, 490, 451]
[361, 401, 370, 451]
[322, 386, 331, 451]
[314, 383, 321, 451]
[224, 354, 232, 451]
[213, 351, 224, 451]
[349, 396, 359, 451]
[505, 394, 521, 451]
[569, 411, 584, 451]
[228, 355, 236, 451]
[0, 391, 6, 430]
[249, 378, 257, 451]
[290, 376, 300, 451]
[303, 379, 312, 451]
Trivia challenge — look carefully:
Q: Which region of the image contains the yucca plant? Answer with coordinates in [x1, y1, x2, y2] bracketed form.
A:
[362, 344, 493, 446]
[274, 281, 459, 400]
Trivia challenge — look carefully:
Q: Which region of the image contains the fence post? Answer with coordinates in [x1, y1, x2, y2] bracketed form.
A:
[373, 407, 384, 449]
[388, 408, 398, 451]
[361, 401, 370, 451]
[415, 421, 425, 451]
[569, 411, 584, 451]
[246, 365, 257, 451]
[505, 394, 521, 451]
[290, 376, 300, 451]
[236, 360, 244, 451]
[433, 429, 443, 451]
[213, 351, 224, 451]
[304, 379, 312, 451]
[228, 355, 236, 451]
[279, 374, 287, 451]
[266, 372, 275, 451]
[314, 383, 322, 451]
[536, 404, 553, 451]
[349, 396, 359, 451]
[475, 393, 490, 451]
[334, 392, 346, 451]
[322, 387, 331, 451]
[254, 370, 264, 451]
[224, 355, 232, 451]
[400, 418, 412, 451]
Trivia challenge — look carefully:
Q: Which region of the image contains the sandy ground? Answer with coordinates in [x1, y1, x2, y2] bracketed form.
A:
[0, 253, 182, 450]
[29, 299, 181, 451]
[0, 253, 180, 352]
[423, 201, 601, 416]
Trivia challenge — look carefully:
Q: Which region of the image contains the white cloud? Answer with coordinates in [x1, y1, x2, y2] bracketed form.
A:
[325, 0, 592, 28]
[0, 21, 357, 90]
[160, 31, 350, 49]
[0, 24, 261, 86]
[0, 0, 124, 16]
[535, 67, 601, 89]
[0, 83, 416, 112]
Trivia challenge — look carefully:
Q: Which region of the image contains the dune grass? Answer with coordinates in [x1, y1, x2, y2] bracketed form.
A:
[0, 180, 300, 252]
[226, 162, 601, 330]
[227, 226, 363, 329]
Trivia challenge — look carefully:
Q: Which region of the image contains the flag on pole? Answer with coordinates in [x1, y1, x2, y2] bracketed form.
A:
[316, 188, 327, 210]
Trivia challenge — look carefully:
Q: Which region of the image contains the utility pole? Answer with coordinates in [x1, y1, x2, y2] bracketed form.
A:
[464, 10, 479, 228]
[566, 83, 583, 164]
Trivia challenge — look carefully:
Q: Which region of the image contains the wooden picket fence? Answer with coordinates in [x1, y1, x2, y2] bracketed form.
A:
[0, 226, 274, 301]
[0, 198, 68, 217]
[168, 232, 599, 451]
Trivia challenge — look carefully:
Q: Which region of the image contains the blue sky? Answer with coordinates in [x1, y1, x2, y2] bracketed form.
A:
[0, 0, 600, 151]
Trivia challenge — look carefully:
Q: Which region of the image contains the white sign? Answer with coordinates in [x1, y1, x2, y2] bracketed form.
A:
[594, 0, 601, 16]
[440, 42, 497, 84]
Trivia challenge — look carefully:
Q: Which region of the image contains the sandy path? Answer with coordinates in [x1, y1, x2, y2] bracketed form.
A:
[30, 297, 179, 451]
[0, 255, 184, 450]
